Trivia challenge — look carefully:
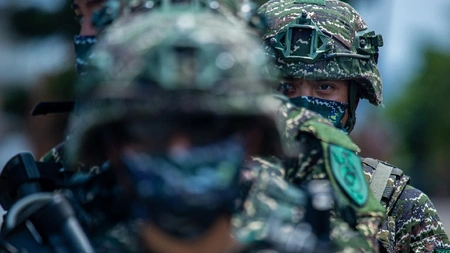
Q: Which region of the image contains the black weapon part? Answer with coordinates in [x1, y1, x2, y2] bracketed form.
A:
[31, 101, 75, 116]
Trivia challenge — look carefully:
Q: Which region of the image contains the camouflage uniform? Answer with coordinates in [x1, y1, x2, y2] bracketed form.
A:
[258, 0, 450, 252]
[234, 99, 385, 253]
[362, 160, 450, 252]
[40, 141, 65, 164]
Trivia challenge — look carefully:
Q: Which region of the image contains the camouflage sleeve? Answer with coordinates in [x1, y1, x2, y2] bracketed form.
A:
[267, 100, 387, 252]
[330, 216, 379, 253]
[232, 157, 297, 244]
[391, 185, 450, 252]
[39, 141, 65, 163]
[363, 160, 450, 252]
[90, 220, 144, 253]
[39, 140, 95, 172]
[233, 156, 383, 253]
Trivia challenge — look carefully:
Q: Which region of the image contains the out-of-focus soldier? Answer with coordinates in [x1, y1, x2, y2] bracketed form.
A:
[64, 7, 288, 253]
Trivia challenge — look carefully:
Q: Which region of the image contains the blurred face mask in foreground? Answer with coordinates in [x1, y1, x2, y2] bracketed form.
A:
[117, 134, 245, 239]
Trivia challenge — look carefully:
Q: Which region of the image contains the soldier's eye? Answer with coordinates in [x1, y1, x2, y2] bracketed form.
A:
[278, 82, 297, 96]
[318, 84, 333, 90]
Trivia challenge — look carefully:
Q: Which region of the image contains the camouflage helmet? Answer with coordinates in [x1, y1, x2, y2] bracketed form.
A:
[68, 8, 284, 165]
[72, 0, 267, 76]
[258, 0, 383, 106]
[89, 0, 221, 31]
[89, 0, 266, 32]
[66, 10, 283, 237]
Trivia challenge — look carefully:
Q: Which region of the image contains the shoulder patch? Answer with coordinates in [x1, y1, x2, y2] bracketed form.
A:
[329, 144, 368, 206]
[435, 249, 450, 253]
[301, 118, 360, 153]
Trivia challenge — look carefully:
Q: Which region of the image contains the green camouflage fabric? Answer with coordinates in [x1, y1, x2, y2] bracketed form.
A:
[87, 156, 313, 253]
[257, 0, 383, 106]
[233, 157, 313, 248]
[74, 35, 97, 75]
[90, 219, 282, 253]
[40, 141, 65, 163]
[39, 140, 94, 172]
[76, 0, 264, 34]
[254, 0, 450, 252]
[71, 0, 265, 77]
[362, 160, 450, 253]
[233, 99, 386, 253]
[73, 10, 275, 103]
[273, 102, 450, 252]
[89, 219, 143, 253]
[89, 0, 229, 30]
[277, 101, 450, 252]
[64, 7, 288, 252]
[281, 101, 385, 251]
[66, 10, 282, 167]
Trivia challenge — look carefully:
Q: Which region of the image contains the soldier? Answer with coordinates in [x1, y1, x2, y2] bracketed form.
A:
[62, 8, 288, 253]
[257, 0, 450, 252]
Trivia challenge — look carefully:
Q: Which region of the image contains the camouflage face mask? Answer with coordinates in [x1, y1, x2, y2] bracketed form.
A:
[73, 35, 97, 75]
[289, 96, 348, 132]
[119, 134, 245, 238]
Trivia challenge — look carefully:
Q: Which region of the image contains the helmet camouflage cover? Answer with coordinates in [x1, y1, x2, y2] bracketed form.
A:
[68, 10, 283, 167]
[258, 0, 383, 105]
[72, 0, 267, 76]
[87, 0, 266, 32]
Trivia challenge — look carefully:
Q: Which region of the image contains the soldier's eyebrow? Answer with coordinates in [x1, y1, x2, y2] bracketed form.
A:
[283, 77, 298, 82]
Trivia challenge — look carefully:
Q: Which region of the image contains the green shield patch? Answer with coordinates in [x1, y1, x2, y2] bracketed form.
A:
[329, 144, 368, 206]
[435, 249, 450, 253]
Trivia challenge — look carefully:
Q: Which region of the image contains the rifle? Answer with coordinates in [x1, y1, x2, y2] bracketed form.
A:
[0, 152, 119, 253]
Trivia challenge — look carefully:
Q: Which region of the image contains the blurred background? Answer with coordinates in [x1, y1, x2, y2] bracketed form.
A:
[0, 0, 449, 229]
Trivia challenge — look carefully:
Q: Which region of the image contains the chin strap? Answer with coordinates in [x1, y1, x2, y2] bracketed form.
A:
[345, 81, 360, 133]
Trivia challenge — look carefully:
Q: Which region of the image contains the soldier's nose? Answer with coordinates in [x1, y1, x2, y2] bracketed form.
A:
[296, 85, 314, 97]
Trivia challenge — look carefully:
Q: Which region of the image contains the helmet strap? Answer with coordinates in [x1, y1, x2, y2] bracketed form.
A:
[345, 81, 359, 133]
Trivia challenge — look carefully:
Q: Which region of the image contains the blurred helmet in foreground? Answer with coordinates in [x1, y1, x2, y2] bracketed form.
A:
[73, 0, 267, 75]
[66, 10, 283, 239]
[90, 0, 267, 32]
